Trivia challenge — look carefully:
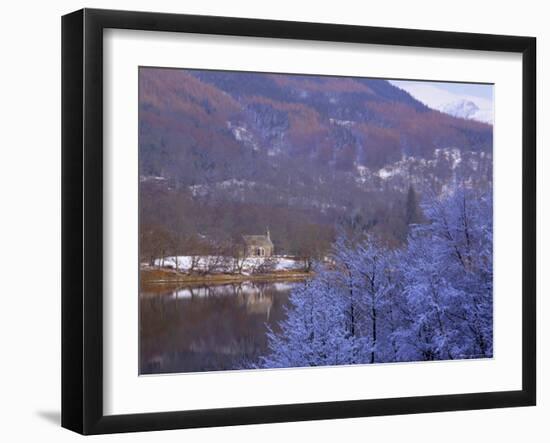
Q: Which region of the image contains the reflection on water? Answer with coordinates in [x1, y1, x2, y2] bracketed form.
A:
[140, 280, 302, 374]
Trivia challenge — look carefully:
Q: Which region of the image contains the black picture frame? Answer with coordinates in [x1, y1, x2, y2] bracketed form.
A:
[61, 8, 536, 435]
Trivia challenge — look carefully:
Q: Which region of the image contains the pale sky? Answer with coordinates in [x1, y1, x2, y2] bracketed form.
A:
[389, 80, 494, 124]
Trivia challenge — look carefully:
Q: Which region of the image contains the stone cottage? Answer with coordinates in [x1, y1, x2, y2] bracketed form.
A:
[242, 229, 274, 257]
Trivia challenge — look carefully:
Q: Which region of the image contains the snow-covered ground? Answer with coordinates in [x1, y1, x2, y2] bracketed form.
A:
[146, 255, 306, 275]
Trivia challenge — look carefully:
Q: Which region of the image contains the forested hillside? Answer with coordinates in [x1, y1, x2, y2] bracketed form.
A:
[139, 68, 493, 261]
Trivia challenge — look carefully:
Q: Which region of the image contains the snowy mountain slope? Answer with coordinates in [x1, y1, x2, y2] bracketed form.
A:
[139, 68, 493, 247]
[440, 99, 492, 124]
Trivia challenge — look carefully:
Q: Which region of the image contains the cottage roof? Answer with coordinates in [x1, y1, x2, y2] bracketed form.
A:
[242, 234, 273, 248]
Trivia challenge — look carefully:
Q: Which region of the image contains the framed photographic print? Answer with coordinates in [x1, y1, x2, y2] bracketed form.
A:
[61, 8, 536, 435]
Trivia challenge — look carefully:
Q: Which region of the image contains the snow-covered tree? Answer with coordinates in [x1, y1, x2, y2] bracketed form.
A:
[400, 186, 493, 360]
[340, 235, 395, 363]
[261, 184, 493, 368]
[260, 274, 354, 368]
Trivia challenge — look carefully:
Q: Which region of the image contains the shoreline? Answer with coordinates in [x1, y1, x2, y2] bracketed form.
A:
[140, 268, 312, 287]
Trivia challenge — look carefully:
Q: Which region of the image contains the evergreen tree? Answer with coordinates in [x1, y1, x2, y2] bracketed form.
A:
[405, 184, 420, 226]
